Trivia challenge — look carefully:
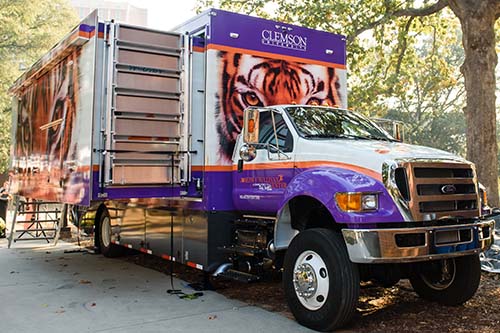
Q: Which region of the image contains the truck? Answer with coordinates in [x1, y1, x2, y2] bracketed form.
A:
[8, 9, 496, 331]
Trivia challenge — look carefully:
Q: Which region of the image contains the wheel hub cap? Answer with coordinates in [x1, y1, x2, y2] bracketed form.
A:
[292, 250, 330, 310]
[293, 263, 317, 298]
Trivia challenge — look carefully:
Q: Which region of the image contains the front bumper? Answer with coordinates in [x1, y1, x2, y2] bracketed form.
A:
[342, 219, 495, 263]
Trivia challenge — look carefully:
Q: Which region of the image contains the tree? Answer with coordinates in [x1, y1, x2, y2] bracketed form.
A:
[198, 0, 500, 205]
[0, 0, 78, 173]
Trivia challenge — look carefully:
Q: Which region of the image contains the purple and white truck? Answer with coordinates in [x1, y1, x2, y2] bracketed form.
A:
[9, 9, 496, 331]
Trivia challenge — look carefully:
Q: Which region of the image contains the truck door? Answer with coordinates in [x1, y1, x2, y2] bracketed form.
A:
[103, 23, 184, 250]
[232, 110, 295, 213]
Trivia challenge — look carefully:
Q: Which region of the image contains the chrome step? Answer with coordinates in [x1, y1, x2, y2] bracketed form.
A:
[218, 245, 265, 257]
[217, 269, 260, 283]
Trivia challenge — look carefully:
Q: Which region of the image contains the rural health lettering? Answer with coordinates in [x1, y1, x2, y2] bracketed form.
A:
[261, 30, 307, 51]
[240, 175, 287, 189]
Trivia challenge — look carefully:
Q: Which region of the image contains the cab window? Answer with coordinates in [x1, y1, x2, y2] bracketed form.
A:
[258, 111, 293, 153]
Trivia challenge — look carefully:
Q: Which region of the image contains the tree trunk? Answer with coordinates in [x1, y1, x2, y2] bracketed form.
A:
[449, 0, 499, 206]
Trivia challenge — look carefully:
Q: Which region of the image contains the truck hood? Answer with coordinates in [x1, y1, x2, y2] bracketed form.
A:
[296, 139, 467, 177]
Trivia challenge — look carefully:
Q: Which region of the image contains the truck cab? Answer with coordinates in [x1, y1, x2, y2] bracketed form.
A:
[227, 104, 495, 330]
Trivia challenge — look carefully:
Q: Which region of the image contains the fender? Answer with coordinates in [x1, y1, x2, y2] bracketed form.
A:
[273, 166, 405, 250]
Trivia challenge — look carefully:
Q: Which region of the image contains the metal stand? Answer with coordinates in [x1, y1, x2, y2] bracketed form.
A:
[8, 197, 62, 248]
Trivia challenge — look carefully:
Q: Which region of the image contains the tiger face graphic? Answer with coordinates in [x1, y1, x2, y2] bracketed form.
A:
[217, 51, 342, 162]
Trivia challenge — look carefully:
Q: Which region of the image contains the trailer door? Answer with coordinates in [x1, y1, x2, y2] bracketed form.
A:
[103, 24, 185, 187]
[101, 24, 185, 250]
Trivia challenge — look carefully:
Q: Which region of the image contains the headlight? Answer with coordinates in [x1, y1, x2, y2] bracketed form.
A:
[335, 192, 379, 212]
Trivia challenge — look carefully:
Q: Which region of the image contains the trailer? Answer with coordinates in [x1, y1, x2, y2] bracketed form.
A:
[9, 9, 495, 331]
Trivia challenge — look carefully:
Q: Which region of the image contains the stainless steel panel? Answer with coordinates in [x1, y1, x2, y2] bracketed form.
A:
[106, 198, 236, 271]
[118, 49, 179, 70]
[114, 141, 179, 160]
[114, 117, 180, 138]
[112, 165, 178, 184]
[118, 26, 180, 49]
[146, 203, 183, 261]
[116, 72, 178, 93]
[183, 211, 208, 267]
[115, 95, 179, 116]
[118, 202, 145, 249]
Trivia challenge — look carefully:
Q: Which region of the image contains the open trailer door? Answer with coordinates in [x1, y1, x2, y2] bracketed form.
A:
[102, 24, 185, 187]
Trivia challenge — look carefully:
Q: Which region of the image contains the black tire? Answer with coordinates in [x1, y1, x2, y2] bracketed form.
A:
[283, 228, 359, 332]
[97, 210, 125, 258]
[409, 254, 481, 305]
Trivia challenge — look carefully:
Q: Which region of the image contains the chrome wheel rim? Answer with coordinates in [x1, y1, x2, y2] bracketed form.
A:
[101, 216, 111, 248]
[421, 258, 456, 290]
[293, 250, 329, 310]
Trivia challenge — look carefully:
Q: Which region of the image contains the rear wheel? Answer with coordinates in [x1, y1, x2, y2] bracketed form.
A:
[283, 228, 359, 331]
[409, 254, 481, 305]
[97, 211, 125, 258]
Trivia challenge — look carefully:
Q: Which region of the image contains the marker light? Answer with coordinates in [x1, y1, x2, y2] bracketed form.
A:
[248, 118, 255, 133]
[335, 192, 378, 212]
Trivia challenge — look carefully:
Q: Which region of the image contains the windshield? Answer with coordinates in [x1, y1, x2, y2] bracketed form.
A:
[285, 106, 395, 141]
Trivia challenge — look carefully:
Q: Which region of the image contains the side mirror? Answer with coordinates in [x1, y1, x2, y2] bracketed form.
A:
[393, 122, 404, 142]
[239, 144, 256, 162]
[243, 108, 260, 144]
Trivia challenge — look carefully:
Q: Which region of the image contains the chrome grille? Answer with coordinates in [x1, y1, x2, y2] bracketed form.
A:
[398, 162, 479, 220]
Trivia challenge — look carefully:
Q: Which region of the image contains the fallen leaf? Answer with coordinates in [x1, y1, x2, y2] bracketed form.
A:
[79, 280, 92, 284]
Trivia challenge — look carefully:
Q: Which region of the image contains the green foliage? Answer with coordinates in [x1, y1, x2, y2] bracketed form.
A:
[0, 111, 11, 173]
[196, 1, 469, 155]
[0, 0, 78, 173]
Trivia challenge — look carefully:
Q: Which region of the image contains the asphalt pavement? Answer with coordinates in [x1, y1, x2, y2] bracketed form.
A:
[0, 238, 314, 332]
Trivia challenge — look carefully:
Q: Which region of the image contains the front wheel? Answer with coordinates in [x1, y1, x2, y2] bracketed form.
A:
[283, 228, 359, 332]
[409, 254, 481, 305]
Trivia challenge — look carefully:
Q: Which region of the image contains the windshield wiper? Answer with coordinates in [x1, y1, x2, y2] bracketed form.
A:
[304, 133, 370, 140]
[362, 135, 397, 142]
[304, 133, 396, 142]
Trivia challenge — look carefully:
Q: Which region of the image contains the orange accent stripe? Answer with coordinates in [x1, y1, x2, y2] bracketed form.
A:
[207, 43, 347, 70]
[192, 165, 233, 172]
[98, 31, 104, 39]
[223, 160, 381, 181]
[193, 46, 205, 53]
[93, 165, 100, 171]
[78, 31, 90, 39]
[194, 162, 380, 180]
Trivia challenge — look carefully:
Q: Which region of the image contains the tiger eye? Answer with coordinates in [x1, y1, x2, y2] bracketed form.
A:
[243, 92, 262, 106]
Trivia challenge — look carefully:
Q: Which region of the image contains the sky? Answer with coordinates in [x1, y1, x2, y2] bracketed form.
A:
[126, 0, 199, 30]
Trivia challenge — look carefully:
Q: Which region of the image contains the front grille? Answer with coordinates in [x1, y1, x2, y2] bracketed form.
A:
[396, 162, 479, 221]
